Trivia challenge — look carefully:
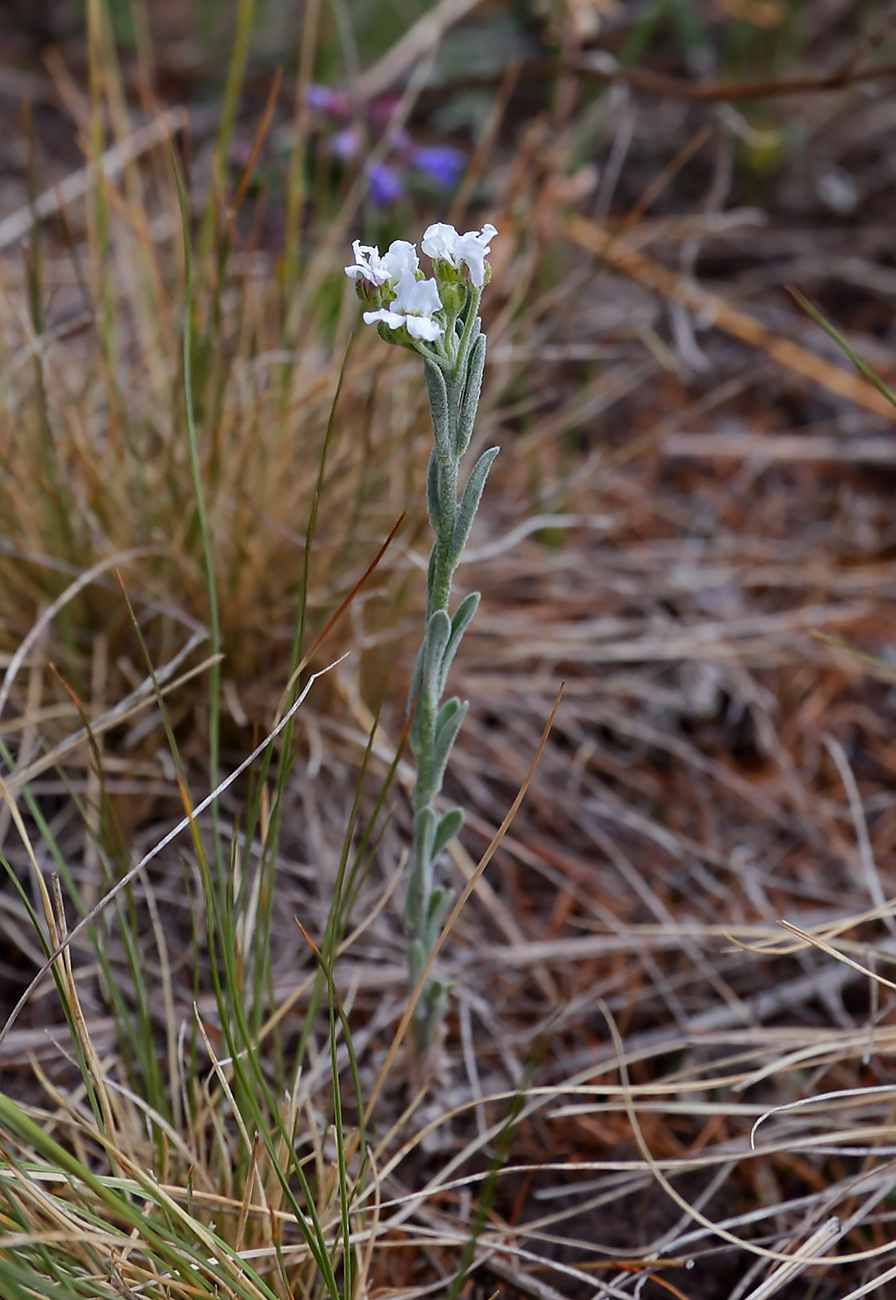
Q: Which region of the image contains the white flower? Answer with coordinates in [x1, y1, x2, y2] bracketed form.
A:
[422, 222, 497, 288]
[363, 269, 444, 341]
[345, 238, 418, 287]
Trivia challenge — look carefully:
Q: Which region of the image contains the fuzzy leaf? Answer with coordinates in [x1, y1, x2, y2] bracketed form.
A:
[406, 640, 425, 719]
[408, 938, 427, 990]
[438, 591, 480, 696]
[405, 807, 437, 927]
[456, 332, 486, 455]
[426, 448, 441, 531]
[422, 609, 451, 702]
[422, 885, 454, 952]
[410, 609, 452, 751]
[425, 545, 437, 608]
[435, 695, 463, 736]
[424, 358, 451, 461]
[432, 697, 469, 795]
[432, 807, 464, 860]
[417, 979, 452, 1049]
[449, 446, 499, 565]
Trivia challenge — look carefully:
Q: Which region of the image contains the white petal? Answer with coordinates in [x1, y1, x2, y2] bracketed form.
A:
[362, 308, 405, 328]
[399, 275, 442, 317]
[345, 240, 392, 285]
[422, 222, 459, 262]
[405, 315, 443, 341]
[381, 240, 419, 280]
[455, 225, 496, 286]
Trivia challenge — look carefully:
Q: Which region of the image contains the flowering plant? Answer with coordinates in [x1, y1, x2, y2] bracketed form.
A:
[346, 222, 498, 1050]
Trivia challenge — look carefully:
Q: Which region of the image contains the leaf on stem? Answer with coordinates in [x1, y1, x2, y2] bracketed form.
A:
[433, 807, 464, 860]
[449, 447, 499, 565]
[408, 937, 427, 990]
[405, 806, 437, 925]
[411, 608, 451, 750]
[425, 545, 438, 610]
[423, 885, 454, 950]
[438, 590, 480, 696]
[424, 358, 451, 461]
[422, 609, 452, 701]
[456, 333, 486, 456]
[418, 979, 451, 1048]
[426, 448, 441, 530]
[407, 640, 425, 717]
[432, 697, 469, 795]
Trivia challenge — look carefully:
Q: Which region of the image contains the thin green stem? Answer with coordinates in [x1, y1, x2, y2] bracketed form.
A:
[455, 285, 483, 373]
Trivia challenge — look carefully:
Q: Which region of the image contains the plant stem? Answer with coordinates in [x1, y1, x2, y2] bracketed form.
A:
[406, 351, 471, 1050]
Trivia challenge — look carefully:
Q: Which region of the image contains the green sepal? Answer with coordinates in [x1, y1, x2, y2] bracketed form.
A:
[437, 280, 467, 316]
[449, 446, 499, 565]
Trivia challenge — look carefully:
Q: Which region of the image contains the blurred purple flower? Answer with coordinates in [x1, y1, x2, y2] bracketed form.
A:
[230, 142, 253, 169]
[411, 146, 465, 191]
[331, 127, 361, 160]
[368, 163, 403, 207]
[306, 83, 350, 119]
[369, 95, 403, 125]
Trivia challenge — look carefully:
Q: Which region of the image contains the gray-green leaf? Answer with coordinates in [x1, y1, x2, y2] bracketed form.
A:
[456, 332, 486, 456]
[422, 609, 451, 701]
[433, 807, 464, 860]
[405, 806, 437, 926]
[438, 591, 480, 696]
[432, 697, 469, 795]
[449, 446, 499, 565]
[424, 359, 451, 462]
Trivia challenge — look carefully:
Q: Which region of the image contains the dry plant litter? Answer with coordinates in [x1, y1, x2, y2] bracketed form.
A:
[3, 2, 896, 1298]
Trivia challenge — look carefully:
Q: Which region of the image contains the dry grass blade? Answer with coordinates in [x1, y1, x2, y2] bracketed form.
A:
[567, 213, 896, 418]
[0, 652, 349, 1049]
[366, 685, 563, 1115]
[6, 2, 896, 1296]
[0, 108, 186, 250]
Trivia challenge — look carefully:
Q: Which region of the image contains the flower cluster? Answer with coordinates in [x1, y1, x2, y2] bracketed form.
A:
[308, 85, 466, 207]
[345, 223, 497, 356]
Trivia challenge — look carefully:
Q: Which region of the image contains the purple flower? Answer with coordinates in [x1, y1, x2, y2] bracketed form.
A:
[411, 146, 465, 191]
[331, 127, 361, 160]
[306, 83, 350, 118]
[369, 95, 403, 125]
[368, 162, 403, 207]
[230, 142, 253, 169]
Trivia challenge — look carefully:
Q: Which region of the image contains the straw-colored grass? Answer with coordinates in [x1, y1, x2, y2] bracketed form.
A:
[4, 3, 896, 1299]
